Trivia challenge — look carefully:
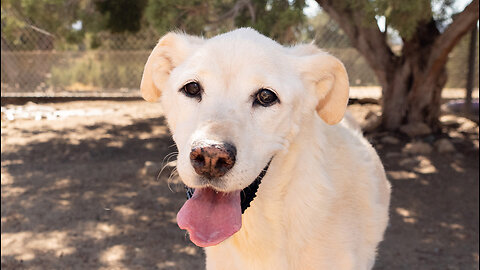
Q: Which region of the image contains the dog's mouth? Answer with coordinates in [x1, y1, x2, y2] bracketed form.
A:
[176, 161, 271, 247]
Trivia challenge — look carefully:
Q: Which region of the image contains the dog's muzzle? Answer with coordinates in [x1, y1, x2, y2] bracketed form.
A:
[185, 160, 272, 213]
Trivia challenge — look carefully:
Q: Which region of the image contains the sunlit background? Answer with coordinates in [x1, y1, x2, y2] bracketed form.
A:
[1, 0, 478, 269]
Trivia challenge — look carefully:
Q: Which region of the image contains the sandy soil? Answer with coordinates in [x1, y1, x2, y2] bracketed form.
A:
[1, 100, 478, 269]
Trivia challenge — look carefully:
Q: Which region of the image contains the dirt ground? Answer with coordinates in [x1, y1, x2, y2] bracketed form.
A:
[1, 100, 478, 270]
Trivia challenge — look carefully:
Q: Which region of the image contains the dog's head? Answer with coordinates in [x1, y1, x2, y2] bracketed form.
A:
[140, 28, 349, 247]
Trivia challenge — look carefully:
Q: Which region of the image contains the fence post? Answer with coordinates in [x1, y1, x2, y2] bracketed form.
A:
[465, 22, 478, 114]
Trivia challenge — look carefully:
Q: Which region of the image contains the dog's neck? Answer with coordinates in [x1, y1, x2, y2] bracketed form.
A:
[223, 114, 333, 255]
[258, 114, 332, 204]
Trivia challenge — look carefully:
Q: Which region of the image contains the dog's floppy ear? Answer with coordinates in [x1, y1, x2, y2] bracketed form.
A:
[140, 32, 204, 102]
[293, 44, 349, 125]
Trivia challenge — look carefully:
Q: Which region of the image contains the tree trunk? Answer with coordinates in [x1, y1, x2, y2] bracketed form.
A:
[382, 20, 447, 132]
[381, 60, 411, 130]
[406, 66, 447, 130]
[381, 59, 447, 132]
[315, 0, 479, 133]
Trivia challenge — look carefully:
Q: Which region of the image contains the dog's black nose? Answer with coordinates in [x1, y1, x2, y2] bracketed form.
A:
[190, 142, 236, 179]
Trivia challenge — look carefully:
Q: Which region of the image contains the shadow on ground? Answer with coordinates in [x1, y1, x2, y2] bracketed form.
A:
[372, 134, 479, 270]
[1, 116, 205, 269]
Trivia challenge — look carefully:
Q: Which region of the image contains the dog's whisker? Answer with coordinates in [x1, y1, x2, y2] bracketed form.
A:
[167, 167, 179, 193]
[157, 151, 179, 182]
[158, 155, 178, 181]
[166, 154, 178, 165]
[167, 178, 174, 193]
[162, 151, 178, 165]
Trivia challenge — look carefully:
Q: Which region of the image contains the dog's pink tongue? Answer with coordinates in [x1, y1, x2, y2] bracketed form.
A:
[177, 188, 242, 247]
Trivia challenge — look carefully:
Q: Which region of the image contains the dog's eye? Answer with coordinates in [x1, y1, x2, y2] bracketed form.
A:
[254, 89, 278, 107]
[181, 82, 202, 100]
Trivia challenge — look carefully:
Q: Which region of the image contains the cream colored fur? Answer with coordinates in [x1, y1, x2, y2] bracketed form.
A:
[141, 28, 391, 270]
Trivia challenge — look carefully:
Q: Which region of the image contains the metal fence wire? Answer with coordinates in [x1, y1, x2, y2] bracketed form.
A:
[1, 6, 478, 97]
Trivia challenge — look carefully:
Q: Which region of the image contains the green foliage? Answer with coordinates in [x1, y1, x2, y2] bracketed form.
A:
[1, 8, 28, 49]
[372, 0, 432, 40]
[234, 0, 306, 43]
[95, 0, 148, 33]
[145, 0, 213, 36]
[1, 0, 152, 50]
[2, 0, 307, 49]
[330, 0, 462, 41]
[1, 0, 103, 50]
[145, 0, 306, 43]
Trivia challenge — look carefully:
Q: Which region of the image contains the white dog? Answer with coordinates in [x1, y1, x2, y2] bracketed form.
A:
[141, 28, 390, 270]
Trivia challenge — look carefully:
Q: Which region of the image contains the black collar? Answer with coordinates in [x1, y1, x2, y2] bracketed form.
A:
[184, 161, 271, 214]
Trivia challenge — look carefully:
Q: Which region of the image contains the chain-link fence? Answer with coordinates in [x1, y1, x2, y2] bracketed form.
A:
[1, 6, 478, 97]
[1, 6, 160, 96]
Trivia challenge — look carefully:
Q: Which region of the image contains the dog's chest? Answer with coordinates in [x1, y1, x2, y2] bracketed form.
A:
[205, 241, 289, 270]
[205, 210, 292, 270]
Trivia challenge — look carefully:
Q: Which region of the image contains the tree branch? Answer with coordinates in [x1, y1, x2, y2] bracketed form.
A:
[426, 0, 479, 79]
[315, 0, 396, 87]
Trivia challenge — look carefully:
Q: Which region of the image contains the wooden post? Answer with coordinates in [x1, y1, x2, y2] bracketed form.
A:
[465, 23, 478, 114]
